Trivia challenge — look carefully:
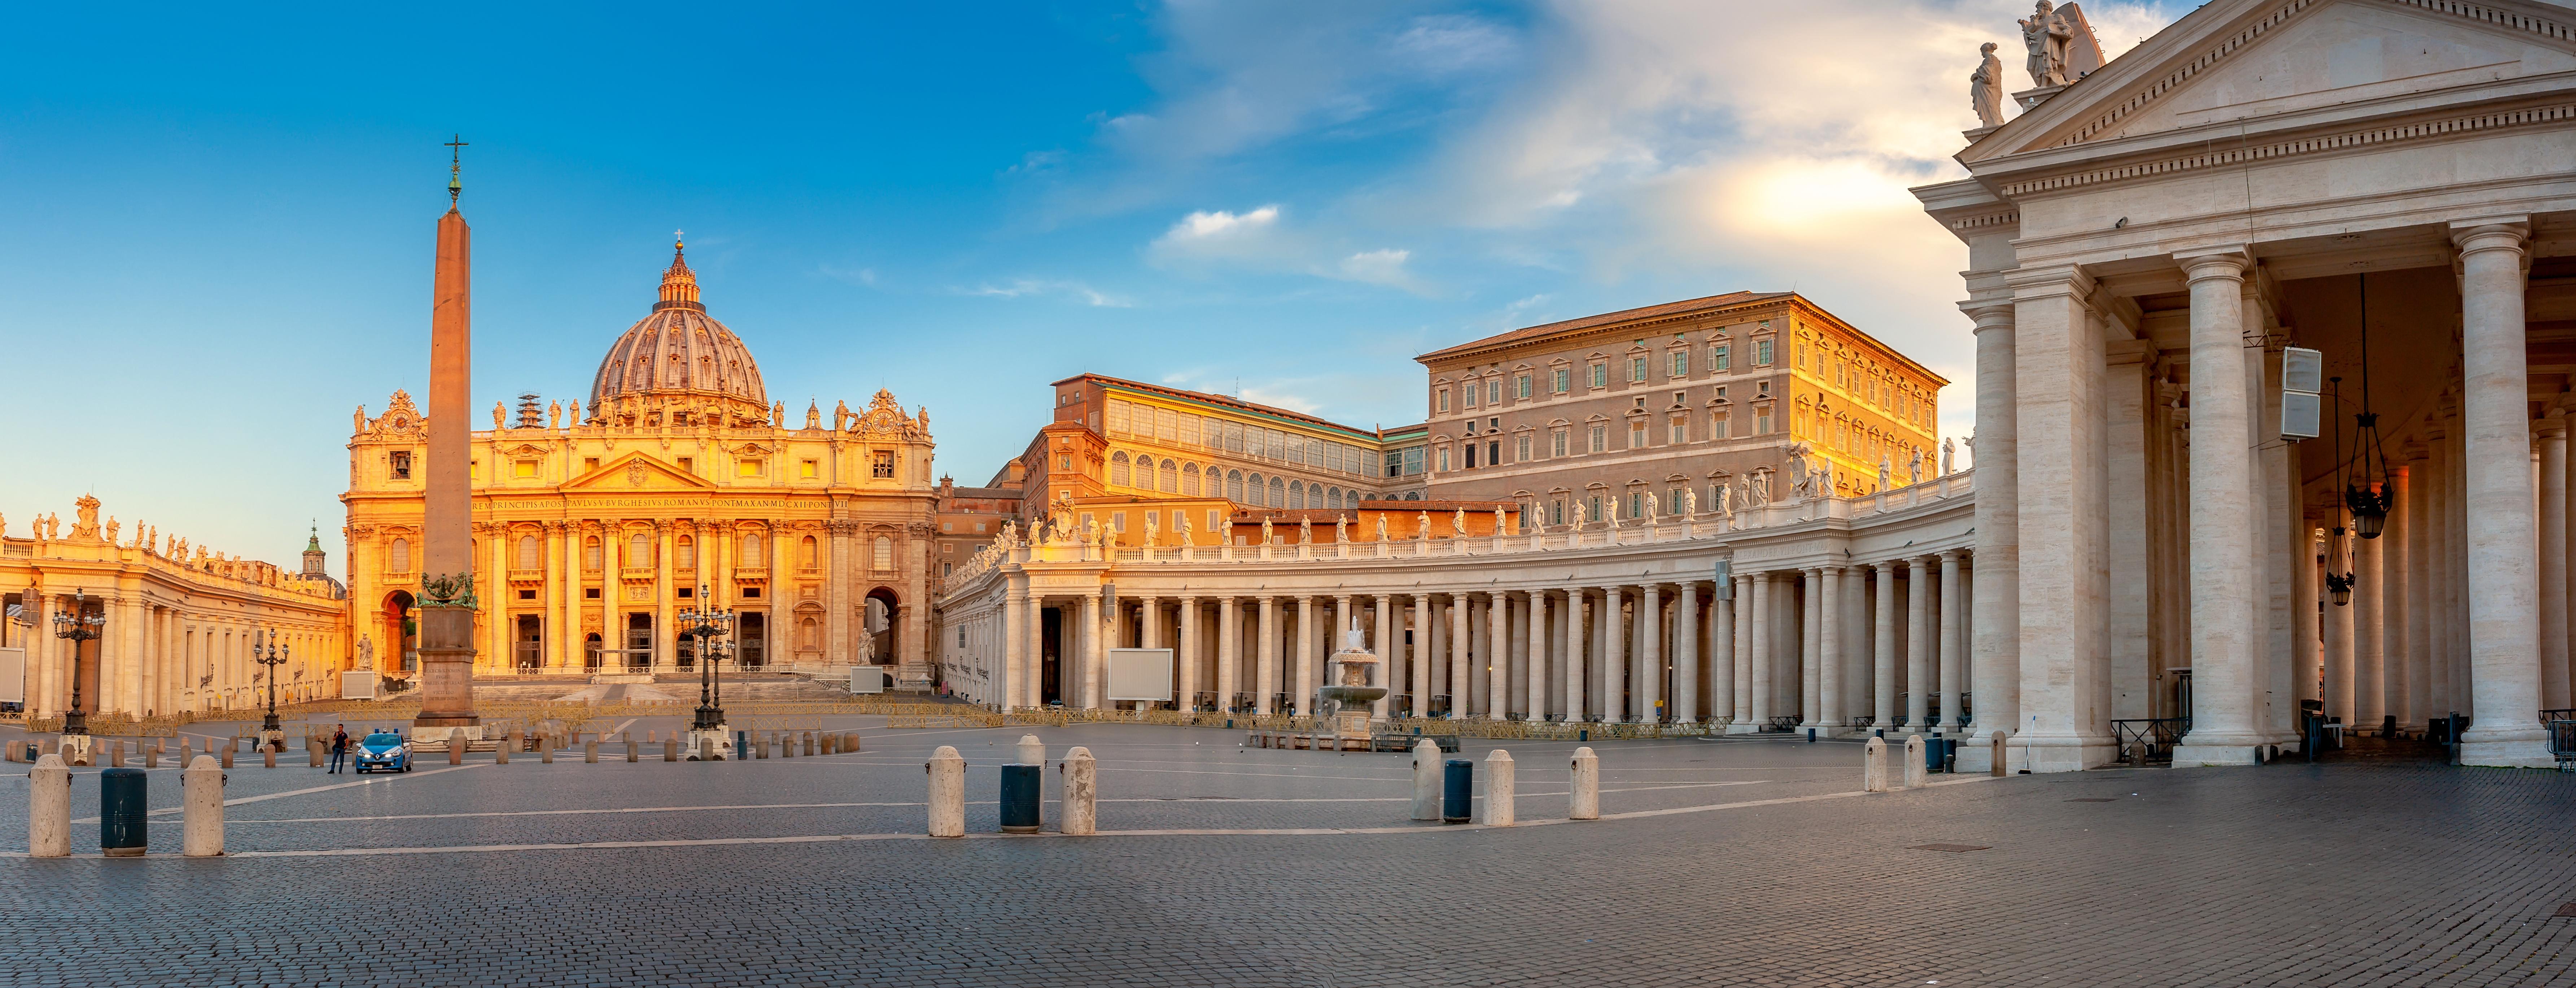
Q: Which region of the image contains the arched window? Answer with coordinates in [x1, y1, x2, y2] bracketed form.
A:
[629, 534, 650, 564]
[388, 538, 411, 573]
[800, 535, 819, 569]
[1245, 473, 1263, 505]
[1268, 476, 1285, 507]
[516, 535, 539, 570]
[743, 533, 765, 567]
[1110, 451, 1130, 487]
[1289, 483, 1306, 510]
[1159, 458, 1178, 493]
[873, 535, 894, 571]
[1182, 463, 1201, 496]
[677, 535, 695, 569]
[1328, 487, 1343, 509]
[584, 536, 602, 571]
[1227, 470, 1245, 502]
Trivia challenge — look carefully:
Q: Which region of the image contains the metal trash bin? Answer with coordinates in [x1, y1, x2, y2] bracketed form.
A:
[101, 767, 148, 857]
[999, 763, 1042, 833]
[1442, 758, 1473, 824]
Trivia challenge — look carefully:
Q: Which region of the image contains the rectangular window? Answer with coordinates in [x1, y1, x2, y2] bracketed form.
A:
[585, 587, 600, 600]
[800, 459, 819, 479]
[513, 460, 537, 478]
[1436, 388, 1451, 414]
[1106, 400, 1130, 436]
[1111, 511, 1127, 532]
[1588, 425, 1606, 453]
[871, 451, 895, 479]
[1670, 352, 1688, 378]
[1463, 444, 1475, 469]
[1549, 500, 1565, 526]
[1266, 431, 1286, 461]
[678, 457, 694, 473]
[1553, 368, 1570, 393]
[1587, 496, 1602, 522]
[1714, 412, 1731, 439]
[1712, 345, 1730, 371]
[1385, 451, 1403, 477]
[1756, 409, 1773, 434]
[1669, 416, 1687, 444]
[738, 459, 763, 477]
[1403, 447, 1425, 475]
[1438, 446, 1452, 471]
[1155, 408, 1177, 443]
[583, 457, 600, 473]
[1180, 413, 1201, 448]
[1628, 421, 1646, 449]
[1485, 379, 1501, 405]
[1552, 429, 1568, 457]
[1516, 374, 1532, 399]
[1516, 434, 1532, 461]
[1590, 364, 1607, 389]
[1463, 383, 1478, 409]
[1630, 357, 1647, 382]
[1487, 440, 1499, 466]
[1208, 509, 1224, 533]
[1755, 339, 1774, 365]
[1628, 492, 1642, 519]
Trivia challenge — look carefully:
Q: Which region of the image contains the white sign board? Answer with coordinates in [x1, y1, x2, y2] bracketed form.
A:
[1106, 648, 1174, 702]
[0, 648, 23, 705]
[850, 666, 887, 694]
[340, 670, 377, 701]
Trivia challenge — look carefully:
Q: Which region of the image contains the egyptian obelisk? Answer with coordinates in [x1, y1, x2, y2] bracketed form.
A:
[415, 137, 481, 730]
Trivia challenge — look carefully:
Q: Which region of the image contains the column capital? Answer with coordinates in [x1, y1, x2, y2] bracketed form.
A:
[2538, 414, 2569, 440]
[1937, 548, 1963, 562]
[2448, 217, 2531, 254]
[2175, 247, 2252, 283]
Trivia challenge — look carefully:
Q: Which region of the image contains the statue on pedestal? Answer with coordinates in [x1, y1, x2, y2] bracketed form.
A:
[1943, 436, 1959, 475]
[1909, 448, 1925, 486]
[1335, 514, 1349, 543]
[1260, 517, 1273, 545]
[1144, 513, 1159, 547]
[1298, 517, 1312, 544]
[1374, 514, 1389, 542]
[2020, 1, 2073, 87]
[1971, 42, 2006, 127]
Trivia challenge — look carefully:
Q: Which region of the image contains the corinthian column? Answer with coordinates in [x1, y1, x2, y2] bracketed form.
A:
[1962, 300, 2021, 750]
[2452, 221, 2553, 766]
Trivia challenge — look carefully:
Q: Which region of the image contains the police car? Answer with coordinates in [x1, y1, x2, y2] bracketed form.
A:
[354, 730, 411, 773]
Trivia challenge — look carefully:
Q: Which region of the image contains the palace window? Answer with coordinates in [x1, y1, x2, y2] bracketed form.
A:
[1183, 463, 1202, 496]
[1267, 476, 1285, 507]
[1227, 470, 1245, 502]
[516, 535, 540, 570]
[871, 450, 895, 479]
[1755, 408, 1773, 434]
[389, 538, 412, 572]
[1462, 381, 1478, 409]
[1107, 400, 1130, 436]
[630, 534, 651, 564]
[1516, 434, 1532, 461]
[1110, 452, 1131, 487]
[513, 460, 538, 479]
[873, 535, 894, 571]
[1631, 356, 1648, 383]
[1588, 425, 1606, 453]
[389, 451, 412, 480]
[1628, 421, 1647, 449]
[1551, 428, 1568, 458]
[1436, 388, 1450, 414]
[1590, 364, 1608, 389]
[1754, 339, 1774, 365]
[1669, 415, 1687, 444]
[1552, 368, 1570, 393]
[1487, 440, 1500, 466]
[585, 537, 602, 571]
[743, 533, 766, 567]
[738, 459, 764, 478]
[1549, 499, 1565, 526]
[677, 536, 695, 569]
[1438, 446, 1452, 471]
[1586, 496, 1602, 523]
[1159, 458, 1178, 493]
[1156, 407, 1178, 443]
[1711, 345, 1729, 371]
[1628, 492, 1643, 519]
[800, 536, 819, 569]
[1208, 509, 1224, 533]
[1517, 374, 1533, 399]
[1485, 380, 1501, 405]
[1670, 352, 1689, 378]
[1713, 412, 1731, 439]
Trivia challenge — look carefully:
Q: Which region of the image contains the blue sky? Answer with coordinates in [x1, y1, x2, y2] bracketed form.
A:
[0, 0, 2186, 571]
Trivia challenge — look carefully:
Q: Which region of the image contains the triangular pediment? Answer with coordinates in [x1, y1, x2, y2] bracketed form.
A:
[564, 452, 717, 491]
[1969, 0, 2576, 160]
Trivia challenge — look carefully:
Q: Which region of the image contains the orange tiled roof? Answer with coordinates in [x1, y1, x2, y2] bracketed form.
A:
[1417, 291, 1792, 362]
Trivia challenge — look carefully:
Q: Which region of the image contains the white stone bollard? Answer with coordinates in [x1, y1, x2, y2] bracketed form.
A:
[1990, 731, 2009, 776]
[700, 737, 716, 761]
[1569, 746, 1600, 820]
[1864, 737, 1890, 792]
[1060, 746, 1098, 835]
[1411, 739, 1443, 821]
[803, 732, 817, 757]
[926, 745, 967, 837]
[449, 728, 466, 765]
[843, 731, 862, 753]
[29, 753, 71, 858]
[262, 746, 277, 769]
[664, 738, 678, 762]
[541, 736, 555, 764]
[219, 744, 233, 770]
[183, 755, 226, 857]
[1903, 734, 1928, 789]
[495, 736, 509, 765]
[146, 743, 159, 769]
[1480, 749, 1516, 827]
[1017, 734, 1045, 768]
[626, 736, 639, 762]
[585, 739, 599, 763]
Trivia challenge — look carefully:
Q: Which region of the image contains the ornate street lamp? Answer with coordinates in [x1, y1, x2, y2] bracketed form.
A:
[678, 585, 734, 757]
[254, 628, 290, 749]
[49, 589, 104, 737]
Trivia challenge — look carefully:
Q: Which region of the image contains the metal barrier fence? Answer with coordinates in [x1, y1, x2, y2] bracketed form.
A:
[2111, 718, 2184, 765]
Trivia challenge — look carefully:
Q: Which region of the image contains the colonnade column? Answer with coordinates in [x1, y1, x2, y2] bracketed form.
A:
[1729, 575, 1752, 728]
[1526, 591, 1551, 720]
[543, 521, 566, 667]
[2452, 221, 2553, 765]
[2382, 463, 2412, 728]
[1371, 595, 1392, 720]
[999, 586, 1023, 709]
[1745, 574, 1771, 730]
[1797, 569, 1820, 726]
[1215, 596, 1239, 713]
[1963, 300, 2022, 749]
[1816, 567, 1843, 733]
[1411, 595, 1432, 718]
[1635, 583, 1661, 722]
[1486, 591, 1510, 718]
[1255, 596, 1278, 715]
[2539, 417, 2570, 715]
[1710, 579, 1735, 727]
[1176, 596, 1198, 711]
[2008, 264, 2110, 768]
[652, 521, 675, 668]
[1562, 591, 1586, 721]
[2356, 518, 2385, 730]
[2169, 251, 2265, 763]
[1291, 596, 1314, 715]
[1503, 592, 1527, 717]
[1447, 594, 1470, 719]
[1598, 587, 1625, 722]
[1674, 583, 1699, 723]
[1870, 562, 1897, 730]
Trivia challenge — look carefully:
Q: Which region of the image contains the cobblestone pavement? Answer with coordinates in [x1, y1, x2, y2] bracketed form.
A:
[2, 720, 2570, 987]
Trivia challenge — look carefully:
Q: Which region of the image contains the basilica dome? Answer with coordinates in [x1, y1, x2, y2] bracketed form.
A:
[587, 239, 769, 421]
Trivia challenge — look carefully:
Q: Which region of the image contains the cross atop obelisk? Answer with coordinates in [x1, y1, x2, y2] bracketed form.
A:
[416, 136, 481, 730]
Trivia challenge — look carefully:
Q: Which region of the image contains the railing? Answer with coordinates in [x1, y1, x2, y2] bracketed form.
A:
[2112, 718, 2186, 765]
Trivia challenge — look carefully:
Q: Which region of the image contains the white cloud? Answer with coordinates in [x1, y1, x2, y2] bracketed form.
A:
[961, 279, 1132, 308]
[1150, 203, 1427, 292]
[1337, 248, 1414, 287]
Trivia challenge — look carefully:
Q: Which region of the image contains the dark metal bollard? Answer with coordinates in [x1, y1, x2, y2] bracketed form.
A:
[1942, 738, 1959, 774]
[999, 763, 1042, 834]
[101, 767, 149, 857]
[1442, 758, 1473, 824]
[1807, 727, 1817, 743]
[1924, 737, 1943, 774]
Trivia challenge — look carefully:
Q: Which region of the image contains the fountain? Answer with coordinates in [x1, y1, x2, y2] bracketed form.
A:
[1315, 628, 1387, 752]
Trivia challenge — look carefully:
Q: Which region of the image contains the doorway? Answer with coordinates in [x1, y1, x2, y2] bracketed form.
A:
[514, 615, 541, 671]
[584, 633, 602, 670]
[1041, 607, 1063, 706]
[739, 611, 767, 669]
[625, 614, 652, 670]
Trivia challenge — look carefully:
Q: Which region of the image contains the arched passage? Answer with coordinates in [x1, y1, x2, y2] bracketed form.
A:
[381, 590, 417, 674]
[863, 586, 900, 666]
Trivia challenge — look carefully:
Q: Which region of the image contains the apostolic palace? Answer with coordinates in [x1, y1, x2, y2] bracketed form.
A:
[13, 0, 2576, 774]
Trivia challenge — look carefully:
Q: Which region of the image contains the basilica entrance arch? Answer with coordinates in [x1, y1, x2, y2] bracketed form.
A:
[862, 587, 899, 667]
[381, 590, 417, 674]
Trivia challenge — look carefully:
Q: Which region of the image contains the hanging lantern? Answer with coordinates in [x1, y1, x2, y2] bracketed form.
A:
[2344, 276, 2394, 539]
[2325, 570, 2354, 607]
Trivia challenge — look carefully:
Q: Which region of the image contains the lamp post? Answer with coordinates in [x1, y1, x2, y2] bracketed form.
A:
[254, 628, 290, 749]
[678, 586, 734, 758]
[49, 589, 104, 738]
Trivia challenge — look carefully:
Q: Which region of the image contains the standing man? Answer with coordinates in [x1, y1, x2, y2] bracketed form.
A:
[328, 724, 350, 774]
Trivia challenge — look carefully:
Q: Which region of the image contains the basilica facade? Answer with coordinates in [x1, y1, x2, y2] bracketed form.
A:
[342, 241, 940, 688]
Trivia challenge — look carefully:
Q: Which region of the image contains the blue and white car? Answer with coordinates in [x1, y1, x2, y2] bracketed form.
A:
[354, 731, 411, 773]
